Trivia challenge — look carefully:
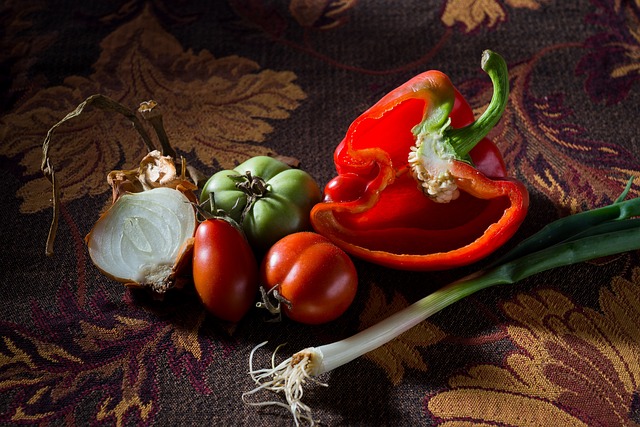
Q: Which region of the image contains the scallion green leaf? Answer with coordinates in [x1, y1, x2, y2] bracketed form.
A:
[244, 185, 640, 427]
[490, 177, 639, 265]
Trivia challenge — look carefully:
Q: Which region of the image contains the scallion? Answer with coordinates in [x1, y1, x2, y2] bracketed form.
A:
[243, 179, 640, 426]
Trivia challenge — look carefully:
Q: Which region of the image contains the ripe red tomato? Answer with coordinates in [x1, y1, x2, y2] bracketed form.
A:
[260, 232, 358, 325]
[192, 218, 258, 322]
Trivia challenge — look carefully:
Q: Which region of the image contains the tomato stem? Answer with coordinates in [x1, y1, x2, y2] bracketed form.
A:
[256, 285, 292, 322]
[232, 171, 271, 223]
[192, 195, 247, 239]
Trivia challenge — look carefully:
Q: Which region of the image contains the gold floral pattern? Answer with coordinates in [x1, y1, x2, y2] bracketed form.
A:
[0, 1, 54, 106]
[426, 267, 640, 425]
[288, 0, 355, 29]
[359, 284, 446, 385]
[441, 0, 546, 33]
[0, 5, 306, 214]
[0, 283, 221, 425]
[1, 1, 640, 426]
[578, 1, 640, 104]
[459, 59, 640, 212]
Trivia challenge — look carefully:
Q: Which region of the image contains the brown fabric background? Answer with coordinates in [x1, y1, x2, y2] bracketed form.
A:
[2, 1, 640, 426]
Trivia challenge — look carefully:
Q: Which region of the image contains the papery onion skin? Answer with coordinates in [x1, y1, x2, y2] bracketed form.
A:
[108, 150, 198, 204]
[85, 187, 197, 293]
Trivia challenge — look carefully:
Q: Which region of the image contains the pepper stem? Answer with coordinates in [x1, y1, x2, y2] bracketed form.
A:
[446, 50, 509, 157]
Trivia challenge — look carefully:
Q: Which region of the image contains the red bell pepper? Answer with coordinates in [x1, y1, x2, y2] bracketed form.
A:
[310, 50, 529, 271]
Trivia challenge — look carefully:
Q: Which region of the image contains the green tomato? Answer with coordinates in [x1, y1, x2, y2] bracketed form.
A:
[200, 156, 322, 252]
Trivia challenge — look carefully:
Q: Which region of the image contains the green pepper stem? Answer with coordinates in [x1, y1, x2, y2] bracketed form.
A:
[446, 50, 510, 157]
[407, 51, 510, 204]
[411, 77, 456, 136]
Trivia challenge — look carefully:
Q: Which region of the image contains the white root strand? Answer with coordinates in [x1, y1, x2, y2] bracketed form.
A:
[243, 342, 326, 426]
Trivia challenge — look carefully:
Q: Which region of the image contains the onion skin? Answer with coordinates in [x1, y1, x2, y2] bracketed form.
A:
[108, 150, 198, 204]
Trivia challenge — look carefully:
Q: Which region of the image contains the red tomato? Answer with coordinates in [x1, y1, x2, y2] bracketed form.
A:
[260, 232, 358, 325]
[192, 218, 258, 322]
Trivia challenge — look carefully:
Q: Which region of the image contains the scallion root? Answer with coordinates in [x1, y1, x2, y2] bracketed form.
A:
[243, 180, 640, 425]
[243, 342, 326, 426]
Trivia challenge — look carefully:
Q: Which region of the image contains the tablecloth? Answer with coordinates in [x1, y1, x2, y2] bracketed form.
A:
[2, 1, 640, 425]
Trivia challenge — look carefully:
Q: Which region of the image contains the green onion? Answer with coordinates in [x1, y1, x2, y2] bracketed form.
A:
[243, 179, 640, 426]
[488, 177, 639, 266]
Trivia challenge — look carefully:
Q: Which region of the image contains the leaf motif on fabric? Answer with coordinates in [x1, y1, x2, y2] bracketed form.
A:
[426, 268, 640, 426]
[358, 284, 445, 385]
[289, 0, 355, 29]
[0, 5, 306, 215]
[0, 283, 233, 425]
[169, 310, 207, 360]
[459, 60, 640, 213]
[577, 1, 640, 105]
[441, 0, 545, 33]
[441, 0, 507, 32]
[0, 2, 56, 107]
[504, 0, 545, 8]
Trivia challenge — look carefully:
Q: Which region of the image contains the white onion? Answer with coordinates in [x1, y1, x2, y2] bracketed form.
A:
[86, 187, 197, 292]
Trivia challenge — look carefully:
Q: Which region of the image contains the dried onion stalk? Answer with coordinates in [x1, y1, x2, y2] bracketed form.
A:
[41, 94, 199, 256]
[41, 95, 201, 293]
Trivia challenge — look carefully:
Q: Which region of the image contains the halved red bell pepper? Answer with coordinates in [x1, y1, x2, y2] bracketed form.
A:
[310, 50, 529, 271]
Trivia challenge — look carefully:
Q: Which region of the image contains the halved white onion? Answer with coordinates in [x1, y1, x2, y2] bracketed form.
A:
[86, 187, 197, 293]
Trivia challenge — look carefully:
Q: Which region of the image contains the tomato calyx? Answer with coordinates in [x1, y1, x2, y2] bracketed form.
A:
[194, 193, 245, 235]
[230, 171, 271, 223]
[256, 284, 292, 322]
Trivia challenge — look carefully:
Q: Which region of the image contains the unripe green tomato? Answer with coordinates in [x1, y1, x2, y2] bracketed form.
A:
[200, 156, 322, 252]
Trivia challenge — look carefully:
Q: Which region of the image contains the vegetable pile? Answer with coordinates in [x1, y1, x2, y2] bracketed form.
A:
[40, 93, 352, 325]
[40, 50, 640, 427]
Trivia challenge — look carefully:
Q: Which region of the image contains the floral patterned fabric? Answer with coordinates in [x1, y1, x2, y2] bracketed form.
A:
[1, 1, 640, 425]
